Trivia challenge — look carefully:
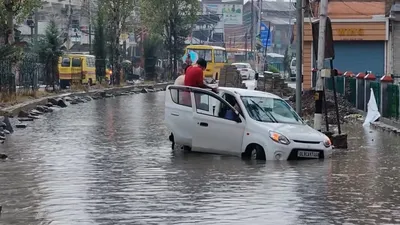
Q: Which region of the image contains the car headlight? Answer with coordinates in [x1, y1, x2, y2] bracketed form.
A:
[323, 138, 332, 148]
[269, 131, 290, 145]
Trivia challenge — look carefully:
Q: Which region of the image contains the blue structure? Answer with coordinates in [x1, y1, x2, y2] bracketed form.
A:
[260, 22, 272, 48]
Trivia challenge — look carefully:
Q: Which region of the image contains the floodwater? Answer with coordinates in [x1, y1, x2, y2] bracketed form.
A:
[1, 91, 400, 225]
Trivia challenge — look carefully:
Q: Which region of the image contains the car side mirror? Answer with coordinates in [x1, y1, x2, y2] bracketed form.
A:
[255, 72, 259, 80]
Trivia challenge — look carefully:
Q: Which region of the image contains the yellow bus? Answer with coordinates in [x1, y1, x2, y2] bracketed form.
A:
[184, 45, 228, 79]
[58, 54, 97, 89]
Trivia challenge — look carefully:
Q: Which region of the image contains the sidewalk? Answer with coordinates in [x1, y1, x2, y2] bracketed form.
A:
[0, 81, 171, 117]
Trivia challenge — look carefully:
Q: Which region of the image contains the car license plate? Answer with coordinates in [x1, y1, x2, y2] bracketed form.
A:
[297, 150, 320, 159]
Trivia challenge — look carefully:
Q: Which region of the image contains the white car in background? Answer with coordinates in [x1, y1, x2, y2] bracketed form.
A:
[165, 86, 333, 161]
[232, 63, 256, 80]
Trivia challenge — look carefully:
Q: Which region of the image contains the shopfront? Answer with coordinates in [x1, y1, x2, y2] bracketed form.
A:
[302, 19, 388, 89]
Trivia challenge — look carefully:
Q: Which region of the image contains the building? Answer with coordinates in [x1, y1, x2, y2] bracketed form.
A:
[299, 1, 390, 90]
[200, 0, 244, 47]
[390, 0, 400, 79]
[227, 0, 294, 52]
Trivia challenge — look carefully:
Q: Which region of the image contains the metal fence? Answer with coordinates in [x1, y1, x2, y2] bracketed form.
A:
[0, 56, 46, 96]
[325, 76, 400, 120]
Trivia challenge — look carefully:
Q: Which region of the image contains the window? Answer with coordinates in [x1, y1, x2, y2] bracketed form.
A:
[214, 50, 226, 63]
[86, 57, 95, 67]
[72, 58, 82, 67]
[234, 64, 247, 69]
[187, 49, 212, 62]
[194, 92, 238, 121]
[241, 96, 303, 124]
[170, 88, 191, 107]
[291, 59, 296, 67]
[223, 93, 243, 117]
[61, 57, 70, 67]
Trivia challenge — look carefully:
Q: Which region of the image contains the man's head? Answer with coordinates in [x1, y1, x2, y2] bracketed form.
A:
[196, 58, 207, 71]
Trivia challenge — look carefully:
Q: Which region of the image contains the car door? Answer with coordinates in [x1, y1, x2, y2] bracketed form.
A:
[165, 86, 194, 146]
[191, 90, 245, 156]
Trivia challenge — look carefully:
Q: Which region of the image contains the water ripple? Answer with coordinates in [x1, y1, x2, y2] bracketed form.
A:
[0, 92, 400, 225]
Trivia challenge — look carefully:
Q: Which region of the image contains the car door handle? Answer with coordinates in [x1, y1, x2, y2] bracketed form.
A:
[171, 113, 179, 116]
[199, 122, 208, 127]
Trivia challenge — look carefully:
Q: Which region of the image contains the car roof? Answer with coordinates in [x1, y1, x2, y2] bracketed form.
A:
[218, 87, 282, 99]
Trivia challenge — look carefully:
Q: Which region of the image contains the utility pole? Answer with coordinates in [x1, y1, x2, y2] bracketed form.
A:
[295, 0, 303, 115]
[66, 0, 72, 52]
[258, 0, 262, 72]
[314, 0, 329, 131]
[250, 0, 254, 61]
[244, 32, 248, 61]
[88, 0, 92, 54]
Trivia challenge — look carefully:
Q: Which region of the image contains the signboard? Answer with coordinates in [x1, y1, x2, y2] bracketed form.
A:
[222, 4, 242, 25]
[260, 22, 272, 47]
[337, 28, 364, 36]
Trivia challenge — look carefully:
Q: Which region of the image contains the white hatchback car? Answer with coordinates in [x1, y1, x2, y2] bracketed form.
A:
[165, 85, 333, 160]
[232, 63, 255, 80]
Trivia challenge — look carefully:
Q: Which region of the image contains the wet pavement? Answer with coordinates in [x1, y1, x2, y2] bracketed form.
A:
[1, 91, 400, 225]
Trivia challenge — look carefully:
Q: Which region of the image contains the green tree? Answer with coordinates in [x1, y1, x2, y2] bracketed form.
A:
[93, 6, 107, 83]
[283, 47, 291, 75]
[141, 0, 199, 79]
[143, 34, 162, 80]
[33, 20, 63, 91]
[0, 0, 41, 44]
[99, 0, 137, 85]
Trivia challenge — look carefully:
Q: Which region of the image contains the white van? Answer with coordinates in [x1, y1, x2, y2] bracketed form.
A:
[165, 85, 333, 160]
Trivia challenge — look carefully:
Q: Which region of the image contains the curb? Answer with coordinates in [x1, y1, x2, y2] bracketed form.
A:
[0, 82, 173, 117]
[356, 109, 400, 135]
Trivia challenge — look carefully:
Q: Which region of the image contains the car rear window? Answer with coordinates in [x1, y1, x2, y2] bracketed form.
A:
[234, 64, 246, 69]
[170, 88, 191, 107]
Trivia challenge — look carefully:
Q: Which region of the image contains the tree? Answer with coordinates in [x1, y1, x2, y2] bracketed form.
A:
[33, 20, 63, 91]
[99, 0, 136, 85]
[143, 34, 162, 80]
[93, 6, 107, 83]
[0, 0, 41, 44]
[141, 0, 199, 79]
[283, 47, 291, 76]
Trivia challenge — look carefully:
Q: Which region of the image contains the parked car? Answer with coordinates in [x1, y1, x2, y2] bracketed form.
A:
[290, 58, 296, 81]
[232, 62, 256, 80]
[165, 86, 333, 160]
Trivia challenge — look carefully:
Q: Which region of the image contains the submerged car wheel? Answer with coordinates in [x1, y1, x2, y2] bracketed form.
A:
[248, 144, 266, 160]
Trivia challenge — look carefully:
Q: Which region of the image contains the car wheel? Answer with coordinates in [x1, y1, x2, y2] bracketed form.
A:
[248, 144, 266, 160]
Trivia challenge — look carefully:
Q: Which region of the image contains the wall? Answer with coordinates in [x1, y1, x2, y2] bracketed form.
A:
[303, 22, 387, 42]
[300, 20, 387, 89]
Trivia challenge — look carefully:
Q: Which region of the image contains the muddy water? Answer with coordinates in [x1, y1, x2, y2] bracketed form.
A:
[0, 92, 400, 225]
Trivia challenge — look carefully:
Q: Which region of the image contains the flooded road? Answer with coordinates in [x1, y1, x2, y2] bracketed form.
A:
[1, 91, 400, 225]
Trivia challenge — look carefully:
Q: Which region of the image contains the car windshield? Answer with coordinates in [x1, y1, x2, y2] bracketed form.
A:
[234, 64, 250, 69]
[291, 59, 296, 67]
[241, 96, 304, 124]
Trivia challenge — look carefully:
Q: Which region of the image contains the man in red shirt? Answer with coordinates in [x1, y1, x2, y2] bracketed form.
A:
[184, 58, 216, 91]
[183, 58, 217, 107]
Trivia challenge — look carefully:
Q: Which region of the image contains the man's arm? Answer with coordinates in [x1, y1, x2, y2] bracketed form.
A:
[195, 69, 218, 92]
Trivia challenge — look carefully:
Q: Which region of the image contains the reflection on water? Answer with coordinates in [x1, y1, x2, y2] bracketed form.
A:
[0, 92, 400, 224]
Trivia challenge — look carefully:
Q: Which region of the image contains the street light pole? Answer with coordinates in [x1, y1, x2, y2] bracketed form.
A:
[295, 0, 303, 115]
[314, 0, 329, 131]
[250, 0, 254, 60]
